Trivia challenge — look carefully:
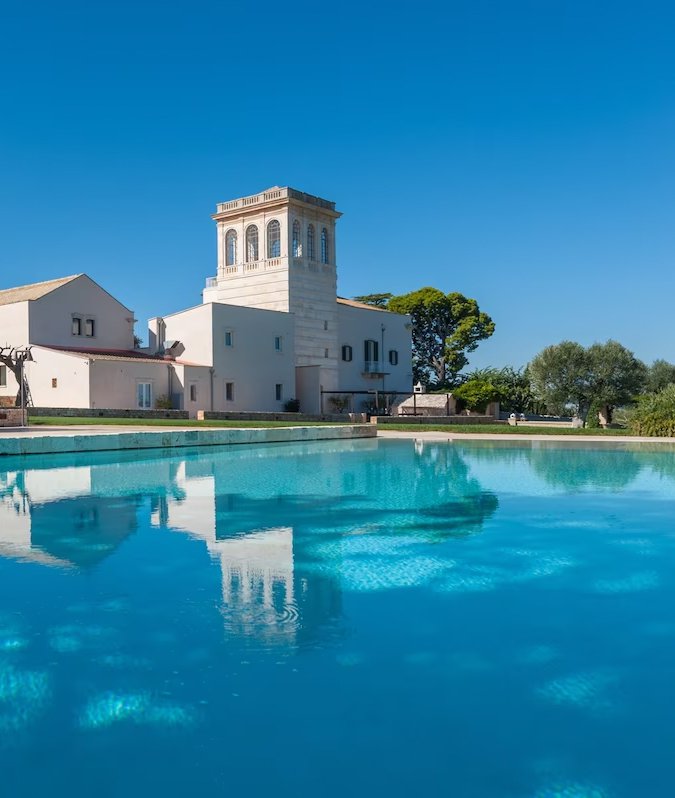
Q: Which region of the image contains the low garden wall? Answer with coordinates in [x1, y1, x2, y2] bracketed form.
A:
[377, 415, 505, 426]
[29, 407, 190, 420]
[198, 410, 367, 423]
[0, 409, 27, 427]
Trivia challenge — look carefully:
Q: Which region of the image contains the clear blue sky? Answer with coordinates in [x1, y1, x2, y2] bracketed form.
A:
[2, 0, 674, 369]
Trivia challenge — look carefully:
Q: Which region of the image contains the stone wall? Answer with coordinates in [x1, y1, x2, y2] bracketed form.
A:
[0, 409, 27, 427]
[198, 410, 366, 423]
[29, 407, 189, 420]
[377, 415, 505, 426]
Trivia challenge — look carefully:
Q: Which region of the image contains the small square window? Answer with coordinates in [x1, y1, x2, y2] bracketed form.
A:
[72, 317, 82, 336]
[189, 384, 197, 402]
[85, 318, 96, 337]
[51, 378, 58, 389]
[275, 383, 283, 401]
[224, 330, 233, 347]
[225, 382, 234, 401]
[274, 336, 283, 352]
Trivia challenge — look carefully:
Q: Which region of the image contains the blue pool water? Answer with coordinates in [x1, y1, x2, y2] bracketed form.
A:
[1, 438, 675, 797]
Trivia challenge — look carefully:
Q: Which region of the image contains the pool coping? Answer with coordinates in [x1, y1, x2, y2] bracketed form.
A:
[0, 424, 376, 456]
[377, 430, 675, 444]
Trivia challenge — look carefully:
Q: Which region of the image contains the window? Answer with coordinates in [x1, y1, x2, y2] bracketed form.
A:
[246, 225, 259, 262]
[321, 227, 329, 263]
[225, 381, 234, 402]
[389, 349, 399, 365]
[274, 336, 283, 352]
[0, 366, 7, 387]
[275, 383, 283, 401]
[72, 316, 82, 336]
[364, 339, 379, 363]
[224, 329, 233, 347]
[137, 382, 152, 409]
[307, 224, 315, 260]
[51, 378, 58, 389]
[85, 318, 95, 337]
[324, 320, 328, 331]
[225, 229, 237, 266]
[341, 345, 352, 362]
[189, 383, 197, 402]
[324, 348, 329, 358]
[292, 220, 301, 257]
[267, 220, 281, 258]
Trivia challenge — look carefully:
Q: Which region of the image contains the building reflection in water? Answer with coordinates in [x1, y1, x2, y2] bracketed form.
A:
[0, 439, 500, 646]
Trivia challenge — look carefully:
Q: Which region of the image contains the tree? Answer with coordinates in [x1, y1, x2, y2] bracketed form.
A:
[528, 341, 591, 417]
[0, 346, 32, 407]
[529, 340, 646, 423]
[463, 366, 534, 413]
[352, 293, 393, 308]
[387, 287, 495, 388]
[586, 340, 646, 424]
[646, 359, 675, 393]
[453, 378, 502, 412]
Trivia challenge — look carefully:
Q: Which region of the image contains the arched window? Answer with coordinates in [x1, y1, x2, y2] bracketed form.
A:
[321, 227, 329, 264]
[292, 220, 301, 257]
[225, 229, 237, 266]
[246, 225, 259, 262]
[307, 224, 315, 260]
[267, 220, 281, 258]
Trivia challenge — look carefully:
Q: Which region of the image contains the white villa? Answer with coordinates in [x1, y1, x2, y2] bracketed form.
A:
[0, 187, 412, 414]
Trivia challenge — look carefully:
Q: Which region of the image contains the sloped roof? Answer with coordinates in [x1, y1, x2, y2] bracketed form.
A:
[336, 297, 390, 313]
[0, 275, 82, 307]
[36, 345, 206, 367]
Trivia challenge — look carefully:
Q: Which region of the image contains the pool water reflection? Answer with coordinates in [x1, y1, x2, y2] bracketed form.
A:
[1, 438, 675, 797]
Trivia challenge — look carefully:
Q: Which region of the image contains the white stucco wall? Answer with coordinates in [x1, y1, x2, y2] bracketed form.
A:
[29, 275, 135, 350]
[160, 302, 295, 412]
[23, 347, 91, 408]
[0, 301, 30, 348]
[89, 358, 171, 409]
[336, 304, 413, 395]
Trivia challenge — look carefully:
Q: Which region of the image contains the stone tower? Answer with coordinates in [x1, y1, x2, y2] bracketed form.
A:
[203, 187, 342, 390]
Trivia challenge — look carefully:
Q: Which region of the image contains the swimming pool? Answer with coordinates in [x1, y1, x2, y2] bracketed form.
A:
[1, 438, 674, 797]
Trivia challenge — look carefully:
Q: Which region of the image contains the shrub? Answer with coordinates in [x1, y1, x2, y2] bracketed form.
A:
[453, 378, 502, 413]
[629, 385, 675, 437]
[155, 395, 173, 410]
[283, 398, 300, 412]
[328, 395, 349, 413]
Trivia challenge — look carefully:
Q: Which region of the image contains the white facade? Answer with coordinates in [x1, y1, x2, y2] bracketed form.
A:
[0, 186, 413, 414]
[152, 302, 296, 412]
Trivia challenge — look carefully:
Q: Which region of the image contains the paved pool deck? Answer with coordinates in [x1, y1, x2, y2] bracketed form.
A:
[0, 424, 376, 456]
[377, 430, 675, 445]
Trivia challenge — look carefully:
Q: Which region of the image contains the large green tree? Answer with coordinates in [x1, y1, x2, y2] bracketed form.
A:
[529, 340, 646, 422]
[387, 287, 495, 387]
[645, 359, 675, 393]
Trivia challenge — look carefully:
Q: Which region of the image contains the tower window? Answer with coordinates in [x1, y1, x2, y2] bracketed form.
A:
[246, 225, 259, 262]
[275, 383, 283, 401]
[274, 336, 283, 352]
[224, 329, 234, 347]
[189, 383, 197, 402]
[225, 229, 237, 266]
[292, 220, 301, 257]
[307, 224, 315, 261]
[341, 345, 352, 362]
[389, 349, 399, 365]
[225, 382, 235, 402]
[321, 227, 329, 263]
[267, 219, 281, 258]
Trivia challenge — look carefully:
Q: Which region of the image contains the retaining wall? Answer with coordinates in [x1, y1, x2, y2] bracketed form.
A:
[29, 407, 189, 420]
[377, 415, 505, 426]
[0, 409, 27, 427]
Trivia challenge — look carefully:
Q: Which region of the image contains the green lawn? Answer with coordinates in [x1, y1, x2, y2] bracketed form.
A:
[381, 423, 632, 435]
[28, 416, 350, 428]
